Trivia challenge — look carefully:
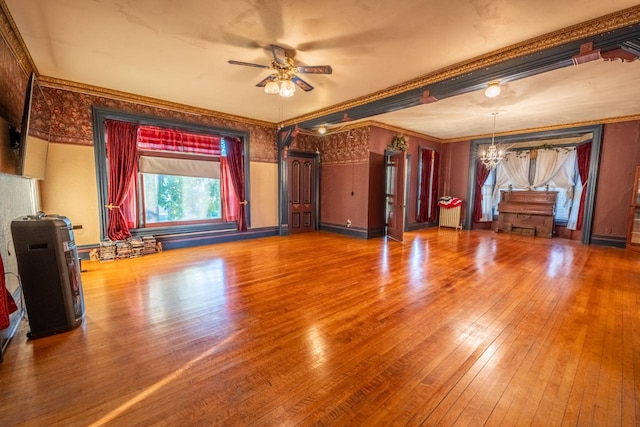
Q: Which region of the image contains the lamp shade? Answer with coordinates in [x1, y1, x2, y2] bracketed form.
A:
[264, 80, 279, 94]
[279, 80, 296, 97]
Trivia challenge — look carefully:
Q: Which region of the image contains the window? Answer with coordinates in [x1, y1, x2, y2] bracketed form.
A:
[93, 108, 249, 241]
[131, 126, 226, 228]
[142, 173, 221, 225]
[480, 169, 496, 221]
[485, 147, 577, 223]
[136, 138, 224, 227]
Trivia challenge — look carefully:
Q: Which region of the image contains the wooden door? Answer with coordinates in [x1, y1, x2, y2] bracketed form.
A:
[288, 154, 316, 234]
[385, 150, 406, 242]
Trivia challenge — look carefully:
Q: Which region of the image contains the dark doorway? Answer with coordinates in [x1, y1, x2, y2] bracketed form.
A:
[288, 153, 317, 234]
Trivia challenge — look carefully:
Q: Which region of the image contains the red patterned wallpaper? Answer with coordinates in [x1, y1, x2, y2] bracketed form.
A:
[0, 32, 28, 128]
[291, 127, 370, 165]
[38, 87, 278, 163]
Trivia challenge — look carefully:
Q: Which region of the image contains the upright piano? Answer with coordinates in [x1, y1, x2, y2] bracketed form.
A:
[495, 190, 557, 238]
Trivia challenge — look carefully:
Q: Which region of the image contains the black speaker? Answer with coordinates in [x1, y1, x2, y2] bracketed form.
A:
[11, 214, 85, 339]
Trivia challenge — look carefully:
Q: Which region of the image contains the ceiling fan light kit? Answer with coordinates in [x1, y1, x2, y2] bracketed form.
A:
[279, 79, 296, 97]
[264, 80, 280, 94]
[229, 44, 332, 98]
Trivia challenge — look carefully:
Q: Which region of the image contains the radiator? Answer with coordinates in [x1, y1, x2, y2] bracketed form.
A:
[439, 206, 462, 230]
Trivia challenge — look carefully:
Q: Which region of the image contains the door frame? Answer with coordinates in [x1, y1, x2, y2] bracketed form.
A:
[384, 149, 408, 241]
[279, 149, 320, 236]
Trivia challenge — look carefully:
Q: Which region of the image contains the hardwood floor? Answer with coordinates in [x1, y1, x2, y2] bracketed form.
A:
[1, 229, 639, 426]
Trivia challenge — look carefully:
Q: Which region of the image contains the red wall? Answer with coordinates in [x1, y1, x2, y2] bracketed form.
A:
[368, 152, 386, 231]
[592, 120, 640, 240]
[320, 162, 369, 228]
[439, 140, 472, 224]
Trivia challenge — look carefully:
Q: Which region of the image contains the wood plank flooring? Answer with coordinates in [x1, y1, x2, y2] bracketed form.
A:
[0, 229, 639, 426]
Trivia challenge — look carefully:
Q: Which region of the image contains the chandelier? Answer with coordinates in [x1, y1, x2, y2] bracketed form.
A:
[480, 112, 506, 170]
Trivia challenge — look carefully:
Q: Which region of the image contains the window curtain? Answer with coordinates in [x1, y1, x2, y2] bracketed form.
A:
[221, 137, 247, 231]
[575, 142, 592, 231]
[493, 151, 531, 203]
[430, 150, 440, 222]
[545, 149, 576, 206]
[532, 148, 574, 188]
[105, 120, 139, 240]
[567, 173, 583, 230]
[417, 149, 439, 222]
[121, 175, 138, 229]
[473, 161, 491, 221]
[137, 125, 221, 155]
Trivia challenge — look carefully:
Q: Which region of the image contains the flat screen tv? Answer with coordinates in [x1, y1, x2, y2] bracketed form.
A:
[12, 72, 51, 179]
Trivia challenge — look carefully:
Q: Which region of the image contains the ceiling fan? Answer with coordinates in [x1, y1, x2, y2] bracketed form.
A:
[228, 44, 332, 97]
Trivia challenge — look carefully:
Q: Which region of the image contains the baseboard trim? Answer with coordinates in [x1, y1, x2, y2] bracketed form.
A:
[590, 235, 626, 248]
[407, 222, 437, 231]
[77, 227, 280, 258]
[320, 223, 369, 238]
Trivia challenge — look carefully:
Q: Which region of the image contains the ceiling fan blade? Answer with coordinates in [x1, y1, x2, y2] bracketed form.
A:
[296, 65, 333, 74]
[292, 76, 314, 92]
[256, 75, 276, 87]
[270, 44, 288, 65]
[228, 60, 270, 69]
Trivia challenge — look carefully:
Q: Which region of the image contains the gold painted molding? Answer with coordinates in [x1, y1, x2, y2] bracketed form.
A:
[283, 5, 640, 127]
[443, 114, 640, 143]
[0, 0, 35, 76]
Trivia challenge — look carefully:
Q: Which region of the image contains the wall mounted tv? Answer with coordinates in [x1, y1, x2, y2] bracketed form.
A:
[0, 72, 51, 179]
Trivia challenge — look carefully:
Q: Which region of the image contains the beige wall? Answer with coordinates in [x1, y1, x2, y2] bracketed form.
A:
[39, 145, 279, 246]
[41, 143, 100, 246]
[249, 161, 278, 228]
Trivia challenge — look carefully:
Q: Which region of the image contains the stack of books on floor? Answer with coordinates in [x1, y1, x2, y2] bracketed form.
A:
[116, 241, 132, 259]
[99, 240, 116, 262]
[128, 237, 145, 258]
[98, 235, 157, 261]
[142, 236, 157, 255]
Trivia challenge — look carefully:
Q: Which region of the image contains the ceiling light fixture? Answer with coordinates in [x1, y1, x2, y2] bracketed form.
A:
[479, 112, 507, 170]
[279, 79, 296, 97]
[262, 55, 301, 98]
[264, 80, 279, 94]
[264, 77, 297, 97]
[484, 81, 501, 98]
[317, 125, 327, 135]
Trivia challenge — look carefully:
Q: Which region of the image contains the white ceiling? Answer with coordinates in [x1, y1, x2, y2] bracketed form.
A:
[4, 0, 640, 140]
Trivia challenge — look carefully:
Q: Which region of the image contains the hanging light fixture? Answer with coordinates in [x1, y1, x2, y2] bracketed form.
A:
[264, 80, 279, 94]
[484, 81, 501, 98]
[264, 76, 297, 97]
[279, 79, 296, 97]
[480, 112, 507, 170]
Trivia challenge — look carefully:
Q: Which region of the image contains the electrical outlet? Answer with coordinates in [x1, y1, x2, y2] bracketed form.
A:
[346, 219, 352, 228]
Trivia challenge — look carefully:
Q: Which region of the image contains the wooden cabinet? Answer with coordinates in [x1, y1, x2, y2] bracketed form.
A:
[627, 166, 640, 251]
[496, 190, 557, 238]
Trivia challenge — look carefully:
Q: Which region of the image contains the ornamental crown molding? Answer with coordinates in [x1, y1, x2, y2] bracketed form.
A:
[0, 0, 36, 76]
